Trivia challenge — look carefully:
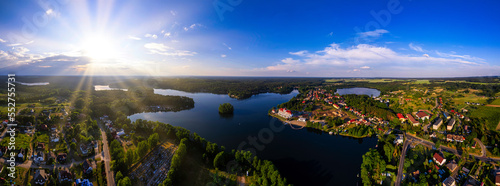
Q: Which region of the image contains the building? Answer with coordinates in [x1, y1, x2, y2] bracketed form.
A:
[446, 160, 458, 172]
[433, 153, 446, 166]
[394, 134, 404, 144]
[397, 113, 406, 122]
[433, 118, 443, 130]
[57, 153, 67, 163]
[416, 111, 430, 120]
[446, 134, 465, 142]
[442, 176, 456, 186]
[34, 169, 48, 185]
[82, 159, 93, 174]
[278, 108, 293, 119]
[76, 179, 94, 186]
[297, 117, 306, 122]
[447, 118, 456, 131]
[332, 104, 339, 109]
[58, 168, 73, 182]
[443, 112, 451, 120]
[496, 173, 500, 185]
[407, 114, 420, 126]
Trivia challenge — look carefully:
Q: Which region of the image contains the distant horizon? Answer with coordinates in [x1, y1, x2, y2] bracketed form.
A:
[4, 74, 500, 79]
[1, 1, 499, 77]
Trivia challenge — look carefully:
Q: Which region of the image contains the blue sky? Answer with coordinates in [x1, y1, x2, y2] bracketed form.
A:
[0, 0, 499, 77]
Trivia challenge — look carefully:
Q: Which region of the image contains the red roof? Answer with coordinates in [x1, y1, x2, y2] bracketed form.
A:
[406, 114, 419, 123]
[397, 113, 405, 119]
[433, 153, 445, 164]
[416, 111, 429, 118]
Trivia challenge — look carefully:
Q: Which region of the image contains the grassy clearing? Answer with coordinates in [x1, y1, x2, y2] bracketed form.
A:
[469, 106, 500, 131]
[489, 99, 500, 106]
[414, 80, 430, 84]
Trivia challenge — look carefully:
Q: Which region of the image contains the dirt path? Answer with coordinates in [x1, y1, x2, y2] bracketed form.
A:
[496, 120, 500, 131]
[238, 176, 246, 186]
[486, 105, 500, 107]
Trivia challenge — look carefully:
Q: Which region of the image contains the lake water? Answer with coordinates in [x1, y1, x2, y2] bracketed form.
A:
[129, 89, 378, 185]
[94, 85, 128, 91]
[17, 82, 50, 86]
[336, 87, 381, 97]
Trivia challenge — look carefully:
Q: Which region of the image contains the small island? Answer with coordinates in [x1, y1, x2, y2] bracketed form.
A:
[218, 103, 234, 114]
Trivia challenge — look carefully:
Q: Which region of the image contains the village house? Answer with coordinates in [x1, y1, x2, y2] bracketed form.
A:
[433, 153, 446, 166]
[446, 134, 465, 142]
[33, 169, 48, 185]
[57, 153, 67, 163]
[406, 114, 420, 126]
[416, 111, 430, 120]
[397, 113, 406, 122]
[58, 168, 73, 182]
[442, 176, 456, 186]
[82, 159, 93, 174]
[446, 160, 458, 172]
[394, 134, 404, 144]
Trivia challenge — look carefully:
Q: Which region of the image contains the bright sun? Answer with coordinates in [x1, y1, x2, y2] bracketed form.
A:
[81, 35, 118, 61]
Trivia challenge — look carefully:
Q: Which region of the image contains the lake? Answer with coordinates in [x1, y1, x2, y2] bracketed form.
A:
[128, 89, 378, 185]
[94, 85, 128, 91]
[336, 87, 381, 97]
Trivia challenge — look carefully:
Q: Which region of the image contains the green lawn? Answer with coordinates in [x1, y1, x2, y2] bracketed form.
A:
[0, 133, 31, 149]
[490, 99, 500, 106]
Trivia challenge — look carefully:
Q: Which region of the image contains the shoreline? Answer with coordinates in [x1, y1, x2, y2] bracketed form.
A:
[269, 113, 373, 139]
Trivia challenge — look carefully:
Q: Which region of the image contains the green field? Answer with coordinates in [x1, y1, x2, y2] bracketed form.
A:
[413, 80, 430, 84]
[469, 106, 500, 130]
[490, 99, 500, 105]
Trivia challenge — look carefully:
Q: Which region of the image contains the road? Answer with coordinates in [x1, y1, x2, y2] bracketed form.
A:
[99, 121, 116, 186]
[474, 138, 486, 157]
[395, 133, 411, 186]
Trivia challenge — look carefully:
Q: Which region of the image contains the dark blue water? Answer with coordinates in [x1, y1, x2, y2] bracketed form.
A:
[128, 89, 378, 185]
[336, 87, 381, 97]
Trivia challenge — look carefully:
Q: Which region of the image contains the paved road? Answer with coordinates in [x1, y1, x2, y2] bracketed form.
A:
[474, 138, 486, 157]
[395, 133, 411, 186]
[99, 122, 116, 186]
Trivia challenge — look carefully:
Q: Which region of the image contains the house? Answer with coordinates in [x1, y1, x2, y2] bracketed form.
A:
[37, 142, 45, 150]
[57, 153, 67, 163]
[496, 173, 500, 185]
[447, 118, 456, 131]
[442, 176, 456, 186]
[443, 112, 451, 120]
[433, 118, 443, 130]
[446, 134, 465, 143]
[298, 117, 307, 122]
[33, 169, 48, 185]
[407, 114, 420, 126]
[416, 111, 430, 120]
[82, 159, 93, 174]
[58, 168, 73, 182]
[34, 151, 45, 164]
[278, 108, 293, 119]
[332, 104, 339, 109]
[397, 113, 406, 122]
[433, 153, 446, 166]
[76, 179, 94, 186]
[394, 134, 404, 144]
[446, 160, 458, 172]
[116, 129, 126, 136]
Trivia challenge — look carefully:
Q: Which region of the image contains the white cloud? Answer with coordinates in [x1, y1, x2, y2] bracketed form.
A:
[423, 54, 430, 58]
[184, 24, 202, 31]
[262, 43, 491, 76]
[170, 10, 177, 16]
[221, 54, 227, 58]
[144, 42, 196, 56]
[46, 9, 54, 15]
[0, 38, 6, 43]
[409, 43, 424, 52]
[358, 29, 389, 38]
[223, 43, 232, 50]
[328, 32, 333, 36]
[164, 32, 171, 38]
[145, 34, 158, 39]
[128, 35, 141, 40]
[435, 51, 485, 62]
